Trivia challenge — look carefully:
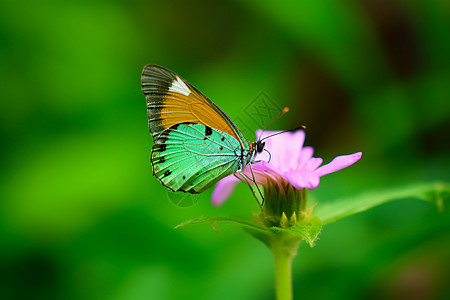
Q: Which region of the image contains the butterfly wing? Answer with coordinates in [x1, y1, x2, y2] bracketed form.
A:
[141, 65, 249, 149]
[152, 123, 240, 193]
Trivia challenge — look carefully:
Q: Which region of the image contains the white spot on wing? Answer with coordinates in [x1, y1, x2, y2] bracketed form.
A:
[169, 76, 191, 96]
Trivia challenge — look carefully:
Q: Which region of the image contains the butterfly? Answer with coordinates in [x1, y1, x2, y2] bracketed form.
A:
[141, 65, 265, 194]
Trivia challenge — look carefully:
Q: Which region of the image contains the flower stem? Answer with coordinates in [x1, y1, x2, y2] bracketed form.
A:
[273, 247, 293, 300]
[270, 232, 301, 300]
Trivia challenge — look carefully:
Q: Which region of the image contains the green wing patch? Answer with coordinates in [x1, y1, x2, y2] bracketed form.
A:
[151, 123, 240, 193]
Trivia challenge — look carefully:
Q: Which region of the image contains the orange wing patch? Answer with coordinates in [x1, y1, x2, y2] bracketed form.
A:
[142, 65, 248, 148]
[159, 91, 239, 141]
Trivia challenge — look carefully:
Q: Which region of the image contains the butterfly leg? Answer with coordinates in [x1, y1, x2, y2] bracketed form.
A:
[248, 164, 265, 207]
[236, 166, 265, 207]
[234, 172, 262, 207]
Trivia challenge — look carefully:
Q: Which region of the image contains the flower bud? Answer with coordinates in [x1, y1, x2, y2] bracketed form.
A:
[260, 179, 308, 228]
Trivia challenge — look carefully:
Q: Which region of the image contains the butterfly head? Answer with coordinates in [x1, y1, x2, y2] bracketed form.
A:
[255, 140, 265, 153]
[250, 140, 265, 158]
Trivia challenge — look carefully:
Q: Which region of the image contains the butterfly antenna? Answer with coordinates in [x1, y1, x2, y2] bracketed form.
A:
[260, 125, 307, 142]
[258, 107, 290, 141]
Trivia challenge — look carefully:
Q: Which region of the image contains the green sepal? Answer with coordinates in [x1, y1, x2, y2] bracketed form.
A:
[272, 216, 322, 247]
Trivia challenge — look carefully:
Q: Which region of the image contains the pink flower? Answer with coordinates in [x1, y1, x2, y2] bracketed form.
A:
[212, 130, 362, 206]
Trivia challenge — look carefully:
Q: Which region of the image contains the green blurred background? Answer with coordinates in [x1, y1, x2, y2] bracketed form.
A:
[1, 0, 449, 299]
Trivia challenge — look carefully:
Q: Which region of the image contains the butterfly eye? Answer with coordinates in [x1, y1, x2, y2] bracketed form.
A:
[257, 141, 265, 153]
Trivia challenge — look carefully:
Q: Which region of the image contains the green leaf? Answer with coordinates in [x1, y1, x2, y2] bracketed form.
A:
[174, 216, 268, 233]
[175, 215, 323, 248]
[315, 182, 450, 225]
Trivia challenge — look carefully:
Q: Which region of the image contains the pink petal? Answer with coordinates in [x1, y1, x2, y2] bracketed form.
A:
[279, 130, 305, 172]
[284, 170, 320, 190]
[315, 152, 362, 177]
[306, 157, 323, 171]
[211, 174, 240, 206]
[298, 146, 314, 169]
[241, 162, 284, 186]
[255, 130, 305, 171]
[256, 130, 285, 169]
[251, 161, 282, 176]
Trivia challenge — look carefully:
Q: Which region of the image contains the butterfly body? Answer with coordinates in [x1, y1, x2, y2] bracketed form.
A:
[142, 65, 262, 193]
